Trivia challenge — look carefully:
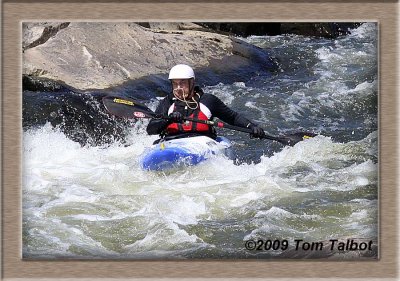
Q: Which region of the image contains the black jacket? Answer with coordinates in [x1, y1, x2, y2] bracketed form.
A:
[146, 86, 254, 138]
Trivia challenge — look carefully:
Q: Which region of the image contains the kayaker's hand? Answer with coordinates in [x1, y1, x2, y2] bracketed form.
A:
[249, 124, 265, 139]
[168, 112, 184, 123]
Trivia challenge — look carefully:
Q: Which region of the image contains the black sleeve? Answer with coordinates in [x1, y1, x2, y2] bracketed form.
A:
[208, 94, 254, 128]
[146, 96, 172, 135]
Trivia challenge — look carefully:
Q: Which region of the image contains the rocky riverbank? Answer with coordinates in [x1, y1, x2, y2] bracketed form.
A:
[23, 22, 277, 91]
[22, 22, 361, 92]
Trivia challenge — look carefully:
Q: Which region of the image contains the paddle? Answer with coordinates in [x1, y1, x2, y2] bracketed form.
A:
[102, 96, 316, 146]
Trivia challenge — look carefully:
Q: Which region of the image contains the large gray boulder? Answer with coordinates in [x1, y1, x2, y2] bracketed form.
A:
[23, 22, 273, 91]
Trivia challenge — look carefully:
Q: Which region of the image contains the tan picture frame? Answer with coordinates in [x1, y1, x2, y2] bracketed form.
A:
[1, 1, 398, 280]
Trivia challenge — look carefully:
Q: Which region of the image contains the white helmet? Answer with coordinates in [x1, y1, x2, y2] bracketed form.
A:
[168, 64, 195, 80]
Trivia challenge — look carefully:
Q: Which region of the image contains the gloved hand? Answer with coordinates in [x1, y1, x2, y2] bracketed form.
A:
[249, 124, 265, 139]
[168, 112, 184, 123]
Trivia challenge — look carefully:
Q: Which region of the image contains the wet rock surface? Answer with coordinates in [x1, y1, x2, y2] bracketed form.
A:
[23, 90, 133, 146]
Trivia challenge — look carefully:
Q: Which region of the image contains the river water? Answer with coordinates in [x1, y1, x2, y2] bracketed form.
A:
[23, 23, 378, 259]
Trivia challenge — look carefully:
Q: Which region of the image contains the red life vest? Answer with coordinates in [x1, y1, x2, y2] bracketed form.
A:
[166, 103, 213, 134]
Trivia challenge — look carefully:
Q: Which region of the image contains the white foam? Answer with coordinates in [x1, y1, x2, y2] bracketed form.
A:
[205, 81, 258, 105]
[348, 22, 378, 40]
[255, 206, 297, 219]
[124, 221, 202, 253]
[23, 22, 378, 258]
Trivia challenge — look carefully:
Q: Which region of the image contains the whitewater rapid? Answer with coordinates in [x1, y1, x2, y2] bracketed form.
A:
[23, 23, 378, 259]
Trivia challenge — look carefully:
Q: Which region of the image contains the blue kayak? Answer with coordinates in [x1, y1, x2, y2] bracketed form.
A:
[140, 136, 232, 171]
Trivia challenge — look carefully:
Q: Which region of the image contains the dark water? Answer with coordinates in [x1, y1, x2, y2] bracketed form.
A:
[23, 23, 378, 259]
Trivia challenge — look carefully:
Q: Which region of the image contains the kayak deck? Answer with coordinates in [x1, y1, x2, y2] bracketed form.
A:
[140, 136, 231, 171]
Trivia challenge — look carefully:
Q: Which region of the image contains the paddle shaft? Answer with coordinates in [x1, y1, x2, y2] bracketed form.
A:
[102, 96, 314, 145]
[183, 117, 284, 141]
[126, 105, 282, 142]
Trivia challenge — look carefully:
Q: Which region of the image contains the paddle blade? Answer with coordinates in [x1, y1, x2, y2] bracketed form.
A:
[276, 132, 317, 146]
[102, 96, 157, 119]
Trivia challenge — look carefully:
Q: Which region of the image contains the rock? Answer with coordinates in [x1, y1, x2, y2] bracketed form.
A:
[23, 74, 76, 92]
[23, 22, 70, 51]
[137, 22, 206, 32]
[23, 90, 132, 146]
[23, 22, 275, 91]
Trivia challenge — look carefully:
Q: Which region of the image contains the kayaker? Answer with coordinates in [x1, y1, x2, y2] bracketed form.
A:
[146, 64, 265, 140]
